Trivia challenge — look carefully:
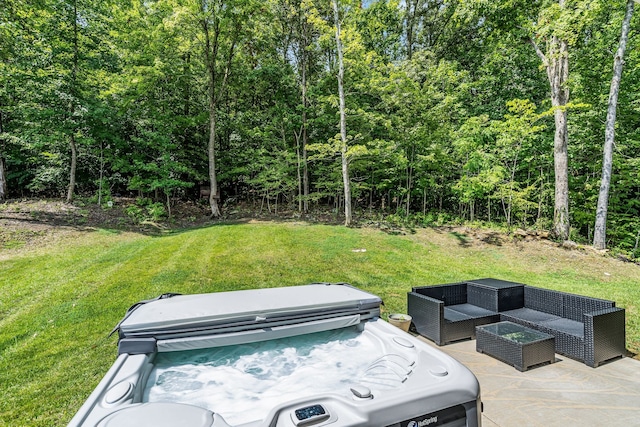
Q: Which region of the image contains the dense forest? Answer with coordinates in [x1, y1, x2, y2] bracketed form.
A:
[1, 0, 639, 254]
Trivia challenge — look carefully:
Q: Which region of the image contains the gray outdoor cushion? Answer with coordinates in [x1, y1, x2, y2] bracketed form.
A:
[501, 307, 562, 324]
[444, 306, 473, 322]
[539, 317, 585, 338]
[447, 303, 496, 319]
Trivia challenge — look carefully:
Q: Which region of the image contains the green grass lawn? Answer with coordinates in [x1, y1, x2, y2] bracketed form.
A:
[1, 222, 638, 426]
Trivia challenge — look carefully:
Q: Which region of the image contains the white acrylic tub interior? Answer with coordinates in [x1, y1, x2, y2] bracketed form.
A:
[144, 326, 414, 425]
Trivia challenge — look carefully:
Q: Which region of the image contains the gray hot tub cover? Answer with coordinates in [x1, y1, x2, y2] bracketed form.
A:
[114, 283, 382, 340]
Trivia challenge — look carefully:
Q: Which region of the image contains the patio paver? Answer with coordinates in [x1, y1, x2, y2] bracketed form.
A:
[417, 337, 640, 427]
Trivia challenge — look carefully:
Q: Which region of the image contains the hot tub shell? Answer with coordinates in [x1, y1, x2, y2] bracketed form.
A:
[70, 283, 482, 427]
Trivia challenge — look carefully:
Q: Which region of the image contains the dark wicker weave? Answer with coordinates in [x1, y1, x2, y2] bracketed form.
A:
[476, 321, 555, 371]
[408, 282, 499, 346]
[413, 282, 468, 305]
[467, 278, 525, 312]
[408, 279, 626, 368]
[499, 286, 626, 367]
[584, 307, 626, 368]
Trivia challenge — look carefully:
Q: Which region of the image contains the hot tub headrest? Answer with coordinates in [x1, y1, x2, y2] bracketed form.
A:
[118, 337, 157, 355]
[96, 403, 216, 427]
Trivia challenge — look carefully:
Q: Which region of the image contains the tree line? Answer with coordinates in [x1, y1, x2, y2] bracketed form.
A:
[1, 0, 639, 255]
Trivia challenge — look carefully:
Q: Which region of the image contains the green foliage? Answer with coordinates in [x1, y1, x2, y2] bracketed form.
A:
[453, 99, 549, 226]
[1, 0, 639, 250]
[124, 205, 144, 222]
[87, 179, 113, 206]
[125, 198, 167, 223]
[146, 202, 168, 221]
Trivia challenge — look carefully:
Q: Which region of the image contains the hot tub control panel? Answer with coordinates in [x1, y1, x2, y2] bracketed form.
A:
[292, 404, 330, 426]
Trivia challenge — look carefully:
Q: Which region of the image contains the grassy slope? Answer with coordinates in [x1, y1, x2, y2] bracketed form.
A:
[0, 222, 638, 426]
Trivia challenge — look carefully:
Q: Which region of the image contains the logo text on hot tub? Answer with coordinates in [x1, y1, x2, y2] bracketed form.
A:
[407, 416, 438, 427]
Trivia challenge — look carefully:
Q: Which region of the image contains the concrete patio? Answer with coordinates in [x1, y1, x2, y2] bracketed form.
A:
[418, 337, 640, 427]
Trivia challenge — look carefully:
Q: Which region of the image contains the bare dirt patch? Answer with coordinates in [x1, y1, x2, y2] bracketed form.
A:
[0, 198, 202, 252]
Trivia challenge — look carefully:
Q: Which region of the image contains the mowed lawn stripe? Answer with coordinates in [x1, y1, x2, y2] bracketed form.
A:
[0, 222, 638, 426]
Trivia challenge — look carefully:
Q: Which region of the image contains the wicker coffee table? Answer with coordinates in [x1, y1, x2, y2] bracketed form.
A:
[476, 321, 555, 371]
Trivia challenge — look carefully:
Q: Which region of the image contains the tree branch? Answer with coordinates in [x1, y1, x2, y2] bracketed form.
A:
[529, 37, 547, 66]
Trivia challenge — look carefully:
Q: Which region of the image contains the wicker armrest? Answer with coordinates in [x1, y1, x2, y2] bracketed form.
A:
[412, 283, 467, 305]
[583, 307, 626, 368]
[408, 291, 445, 345]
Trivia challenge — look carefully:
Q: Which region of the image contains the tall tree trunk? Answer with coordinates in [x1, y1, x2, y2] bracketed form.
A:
[296, 131, 303, 212]
[301, 48, 309, 213]
[66, 0, 79, 203]
[67, 134, 77, 203]
[405, 0, 421, 60]
[203, 15, 221, 217]
[207, 101, 221, 217]
[333, 0, 352, 226]
[0, 155, 6, 201]
[593, 0, 634, 250]
[98, 141, 104, 206]
[201, 4, 240, 218]
[551, 67, 570, 241]
[297, 8, 310, 214]
[183, 53, 191, 117]
[300, 7, 309, 213]
[405, 144, 414, 217]
[0, 111, 7, 201]
[506, 150, 519, 227]
[531, 22, 570, 240]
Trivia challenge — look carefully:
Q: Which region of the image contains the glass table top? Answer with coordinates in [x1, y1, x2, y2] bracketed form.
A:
[478, 321, 552, 344]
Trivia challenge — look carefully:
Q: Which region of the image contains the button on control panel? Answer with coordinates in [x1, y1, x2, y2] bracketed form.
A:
[292, 404, 330, 426]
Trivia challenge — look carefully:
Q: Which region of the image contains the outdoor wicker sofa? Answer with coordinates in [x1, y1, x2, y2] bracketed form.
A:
[407, 281, 501, 346]
[407, 279, 626, 368]
[500, 285, 626, 368]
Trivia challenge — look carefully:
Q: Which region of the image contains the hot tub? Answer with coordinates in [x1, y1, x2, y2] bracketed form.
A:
[69, 283, 482, 427]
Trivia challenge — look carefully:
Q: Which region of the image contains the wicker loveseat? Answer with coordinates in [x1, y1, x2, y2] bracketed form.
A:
[407, 281, 500, 346]
[408, 279, 626, 368]
[500, 286, 626, 368]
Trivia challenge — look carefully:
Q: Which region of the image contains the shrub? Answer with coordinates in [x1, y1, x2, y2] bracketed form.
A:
[146, 203, 167, 221]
